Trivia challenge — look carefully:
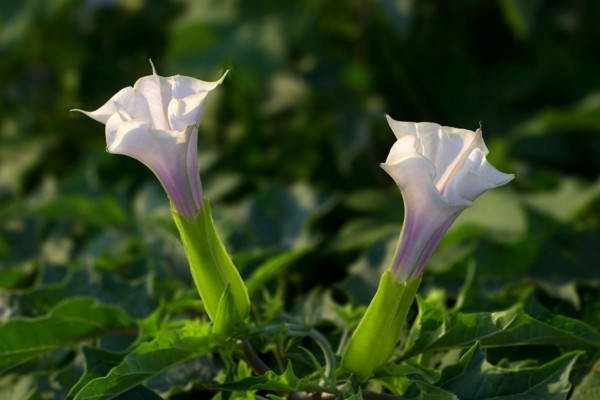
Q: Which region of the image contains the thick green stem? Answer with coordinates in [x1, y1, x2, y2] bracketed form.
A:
[172, 199, 250, 324]
[340, 272, 421, 381]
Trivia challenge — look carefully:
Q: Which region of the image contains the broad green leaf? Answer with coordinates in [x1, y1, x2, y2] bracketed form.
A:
[570, 359, 600, 400]
[449, 189, 526, 243]
[0, 297, 134, 371]
[32, 194, 129, 227]
[434, 344, 581, 400]
[523, 178, 600, 223]
[67, 347, 126, 399]
[73, 320, 212, 400]
[3, 266, 155, 319]
[404, 294, 600, 358]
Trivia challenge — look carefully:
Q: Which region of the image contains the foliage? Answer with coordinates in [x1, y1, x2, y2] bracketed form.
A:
[1, 0, 599, 399]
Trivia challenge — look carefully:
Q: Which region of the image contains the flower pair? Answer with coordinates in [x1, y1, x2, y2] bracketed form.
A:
[78, 65, 513, 370]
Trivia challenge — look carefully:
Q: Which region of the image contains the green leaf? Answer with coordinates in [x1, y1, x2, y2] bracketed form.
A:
[406, 382, 458, 400]
[208, 361, 322, 393]
[449, 189, 526, 243]
[112, 386, 163, 400]
[245, 248, 307, 297]
[523, 178, 600, 223]
[375, 363, 440, 395]
[330, 218, 399, 252]
[343, 390, 364, 400]
[434, 344, 581, 400]
[32, 194, 129, 227]
[73, 320, 212, 400]
[67, 347, 126, 399]
[404, 294, 600, 358]
[499, 0, 542, 38]
[570, 359, 600, 400]
[0, 297, 134, 372]
[4, 266, 155, 319]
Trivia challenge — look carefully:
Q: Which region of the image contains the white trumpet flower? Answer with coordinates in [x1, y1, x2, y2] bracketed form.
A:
[381, 116, 514, 282]
[74, 62, 227, 220]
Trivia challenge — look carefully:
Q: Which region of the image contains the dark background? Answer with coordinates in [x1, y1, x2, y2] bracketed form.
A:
[1, 0, 599, 339]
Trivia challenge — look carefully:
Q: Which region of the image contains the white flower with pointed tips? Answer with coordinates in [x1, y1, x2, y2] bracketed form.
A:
[74, 62, 227, 220]
[381, 116, 514, 282]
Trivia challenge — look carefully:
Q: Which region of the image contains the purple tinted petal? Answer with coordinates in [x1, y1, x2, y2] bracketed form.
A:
[108, 120, 199, 219]
[185, 126, 203, 210]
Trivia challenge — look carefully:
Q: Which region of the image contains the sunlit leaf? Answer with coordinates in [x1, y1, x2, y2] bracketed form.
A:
[73, 320, 212, 400]
[0, 297, 134, 372]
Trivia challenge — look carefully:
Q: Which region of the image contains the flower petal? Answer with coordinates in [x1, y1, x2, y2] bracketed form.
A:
[382, 154, 465, 281]
[381, 152, 436, 189]
[72, 86, 151, 124]
[385, 115, 418, 139]
[169, 70, 228, 100]
[167, 92, 209, 132]
[445, 148, 514, 203]
[108, 120, 199, 219]
[133, 75, 173, 130]
[185, 126, 203, 209]
[385, 136, 419, 164]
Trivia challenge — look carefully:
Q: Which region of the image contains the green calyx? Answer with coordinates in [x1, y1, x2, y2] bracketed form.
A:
[340, 271, 421, 381]
[171, 199, 250, 329]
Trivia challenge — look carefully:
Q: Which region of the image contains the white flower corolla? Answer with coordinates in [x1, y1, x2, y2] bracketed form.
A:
[381, 116, 514, 282]
[74, 62, 227, 220]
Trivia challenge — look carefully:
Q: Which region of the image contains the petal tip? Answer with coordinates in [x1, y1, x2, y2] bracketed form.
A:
[149, 58, 157, 75]
[217, 69, 229, 84]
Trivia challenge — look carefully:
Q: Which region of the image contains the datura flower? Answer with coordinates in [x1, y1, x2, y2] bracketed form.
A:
[75, 64, 250, 333]
[341, 116, 514, 380]
[381, 116, 514, 282]
[74, 62, 226, 220]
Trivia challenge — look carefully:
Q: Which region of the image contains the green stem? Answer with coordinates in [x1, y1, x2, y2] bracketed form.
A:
[237, 339, 270, 375]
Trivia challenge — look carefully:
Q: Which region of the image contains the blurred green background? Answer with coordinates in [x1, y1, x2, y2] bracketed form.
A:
[1, 0, 600, 359]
